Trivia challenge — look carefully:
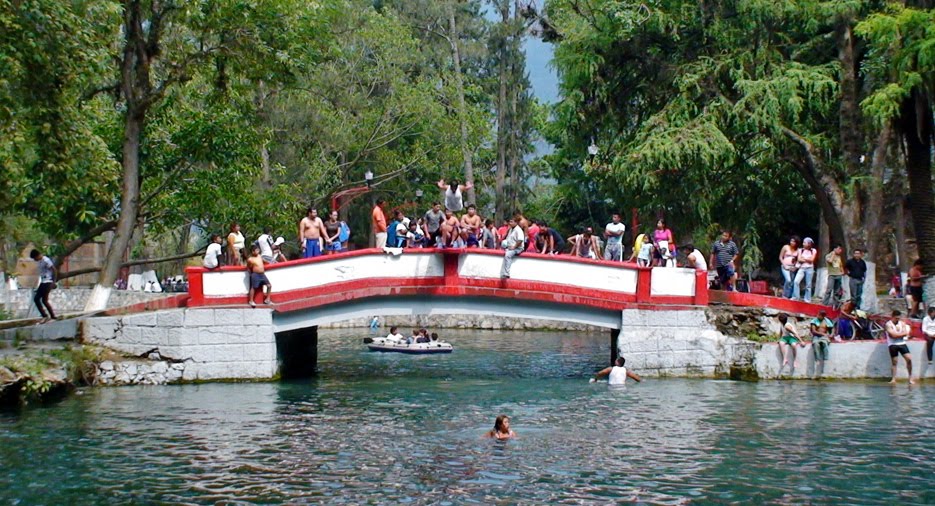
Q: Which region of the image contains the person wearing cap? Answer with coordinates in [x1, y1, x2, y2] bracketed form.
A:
[792, 237, 818, 302]
[271, 237, 287, 263]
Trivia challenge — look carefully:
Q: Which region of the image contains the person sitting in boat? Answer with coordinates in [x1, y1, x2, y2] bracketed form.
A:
[416, 329, 430, 343]
[430, 332, 439, 344]
[386, 326, 404, 343]
[484, 415, 516, 440]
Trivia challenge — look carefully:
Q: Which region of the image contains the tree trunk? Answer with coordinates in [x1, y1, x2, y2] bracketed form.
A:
[837, 20, 862, 178]
[863, 123, 891, 261]
[900, 90, 935, 295]
[494, 1, 509, 223]
[447, 5, 475, 205]
[86, 0, 150, 311]
[86, 111, 143, 311]
[174, 222, 192, 276]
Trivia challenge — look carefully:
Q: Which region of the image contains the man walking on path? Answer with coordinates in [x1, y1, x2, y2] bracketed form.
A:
[885, 310, 915, 384]
[844, 249, 868, 308]
[299, 208, 329, 258]
[500, 216, 525, 278]
[710, 231, 739, 291]
[372, 199, 387, 248]
[604, 213, 626, 261]
[823, 245, 845, 307]
[30, 249, 57, 323]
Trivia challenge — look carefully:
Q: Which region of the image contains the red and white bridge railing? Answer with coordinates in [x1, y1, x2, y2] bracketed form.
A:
[185, 248, 710, 312]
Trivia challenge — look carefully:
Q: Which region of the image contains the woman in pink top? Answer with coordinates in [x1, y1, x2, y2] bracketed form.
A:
[652, 219, 675, 266]
[792, 237, 818, 301]
[778, 236, 800, 299]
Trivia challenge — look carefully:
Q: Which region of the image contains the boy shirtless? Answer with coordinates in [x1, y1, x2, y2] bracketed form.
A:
[460, 204, 483, 246]
[440, 209, 460, 247]
[247, 245, 272, 307]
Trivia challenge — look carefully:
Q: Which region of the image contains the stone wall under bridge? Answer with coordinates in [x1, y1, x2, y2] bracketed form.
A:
[79, 306, 759, 383]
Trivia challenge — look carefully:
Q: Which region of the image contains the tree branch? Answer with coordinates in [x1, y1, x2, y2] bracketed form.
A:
[58, 248, 205, 281]
[59, 220, 119, 261]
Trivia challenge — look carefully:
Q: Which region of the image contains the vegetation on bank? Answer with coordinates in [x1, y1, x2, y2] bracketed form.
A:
[0, 345, 102, 405]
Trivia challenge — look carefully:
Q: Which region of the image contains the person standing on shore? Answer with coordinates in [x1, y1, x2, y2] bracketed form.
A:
[299, 208, 329, 258]
[922, 306, 935, 368]
[844, 249, 867, 308]
[779, 236, 800, 299]
[907, 259, 924, 319]
[885, 310, 915, 384]
[30, 249, 57, 323]
[792, 237, 817, 302]
[822, 245, 844, 307]
[371, 199, 387, 249]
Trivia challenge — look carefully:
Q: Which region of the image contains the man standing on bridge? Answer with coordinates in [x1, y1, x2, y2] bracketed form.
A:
[299, 208, 329, 258]
[604, 213, 626, 261]
[710, 231, 739, 291]
[372, 199, 387, 248]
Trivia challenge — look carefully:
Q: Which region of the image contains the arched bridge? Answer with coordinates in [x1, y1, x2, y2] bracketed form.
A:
[186, 248, 713, 332]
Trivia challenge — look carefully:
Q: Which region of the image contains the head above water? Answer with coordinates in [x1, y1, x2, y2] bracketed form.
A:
[494, 415, 510, 433]
[615, 357, 626, 367]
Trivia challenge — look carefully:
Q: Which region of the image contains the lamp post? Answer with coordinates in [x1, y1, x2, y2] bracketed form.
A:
[415, 189, 423, 202]
[587, 138, 599, 158]
[364, 170, 374, 188]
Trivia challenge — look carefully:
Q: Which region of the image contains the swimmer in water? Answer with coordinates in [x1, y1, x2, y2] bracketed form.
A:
[590, 357, 642, 385]
[484, 415, 516, 440]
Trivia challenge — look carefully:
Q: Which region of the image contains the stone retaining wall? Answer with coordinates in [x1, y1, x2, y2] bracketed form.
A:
[1, 288, 173, 318]
[617, 309, 755, 377]
[755, 340, 935, 380]
[82, 308, 276, 382]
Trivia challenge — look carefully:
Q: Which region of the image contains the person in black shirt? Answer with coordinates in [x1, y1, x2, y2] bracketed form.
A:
[844, 249, 868, 307]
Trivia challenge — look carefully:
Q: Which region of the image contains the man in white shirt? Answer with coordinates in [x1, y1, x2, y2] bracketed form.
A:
[922, 306, 935, 365]
[257, 228, 274, 263]
[884, 310, 915, 384]
[385, 326, 404, 343]
[603, 213, 626, 261]
[203, 234, 223, 269]
[500, 216, 525, 279]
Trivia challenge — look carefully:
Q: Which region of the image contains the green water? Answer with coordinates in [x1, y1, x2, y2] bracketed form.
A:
[1, 329, 934, 505]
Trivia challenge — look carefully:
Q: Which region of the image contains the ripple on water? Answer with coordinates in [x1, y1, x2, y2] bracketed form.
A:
[1, 329, 934, 505]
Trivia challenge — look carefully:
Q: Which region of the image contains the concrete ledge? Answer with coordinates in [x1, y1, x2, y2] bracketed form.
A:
[755, 340, 935, 379]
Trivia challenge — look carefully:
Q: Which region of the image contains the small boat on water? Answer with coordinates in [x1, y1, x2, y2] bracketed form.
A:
[363, 336, 453, 354]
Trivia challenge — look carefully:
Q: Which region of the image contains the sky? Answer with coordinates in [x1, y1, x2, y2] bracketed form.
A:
[523, 36, 559, 104]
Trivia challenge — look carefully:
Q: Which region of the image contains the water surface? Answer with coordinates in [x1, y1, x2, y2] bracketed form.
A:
[1, 329, 933, 504]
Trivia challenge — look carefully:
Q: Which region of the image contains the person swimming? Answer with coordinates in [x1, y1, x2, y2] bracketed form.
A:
[484, 415, 516, 440]
[590, 357, 642, 385]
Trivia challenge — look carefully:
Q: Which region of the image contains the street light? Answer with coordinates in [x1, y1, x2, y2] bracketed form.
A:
[364, 170, 373, 188]
[587, 138, 599, 157]
[415, 189, 424, 201]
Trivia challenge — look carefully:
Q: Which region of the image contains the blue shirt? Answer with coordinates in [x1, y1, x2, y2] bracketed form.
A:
[387, 220, 399, 248]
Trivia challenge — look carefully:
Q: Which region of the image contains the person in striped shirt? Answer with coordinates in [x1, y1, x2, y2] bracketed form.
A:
[710, 230, 739, 291]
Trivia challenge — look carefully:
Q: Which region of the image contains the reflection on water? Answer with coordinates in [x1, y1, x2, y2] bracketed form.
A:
[1, 329, 933, 505]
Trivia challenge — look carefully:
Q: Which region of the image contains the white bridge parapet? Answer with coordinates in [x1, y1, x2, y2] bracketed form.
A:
[187, 248, 709, 309]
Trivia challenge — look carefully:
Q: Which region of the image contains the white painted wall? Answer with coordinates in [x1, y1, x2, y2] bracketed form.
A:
[458, 253, 639, 294]
[202, 253, 445, 297]
[755, 340, 934, 380]
[650, 268, 697, 297]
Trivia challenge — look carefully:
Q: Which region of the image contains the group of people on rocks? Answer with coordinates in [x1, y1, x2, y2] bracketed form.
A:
[775, 308, 932, 384]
